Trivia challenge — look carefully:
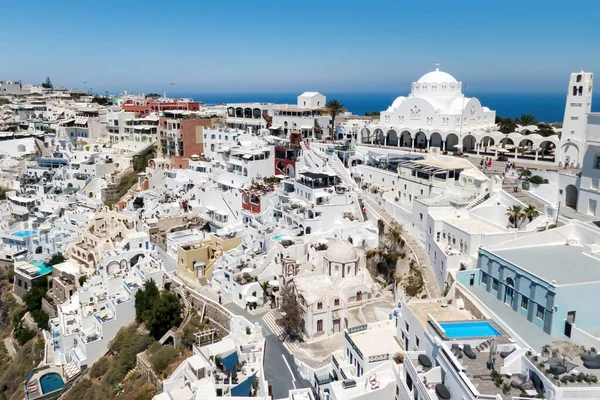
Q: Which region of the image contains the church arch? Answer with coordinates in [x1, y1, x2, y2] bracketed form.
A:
[429, 132, 443, 149]
[445, 133, 459, 151]
[400, 131, 412, 148]
[565, 184, 578, 209]
[374, 128, 384, 145]
[462, 134, 477, 153]
[360, 128, 371, 143]
[414, 132, 427, 149]
[387, 130, 398, 146]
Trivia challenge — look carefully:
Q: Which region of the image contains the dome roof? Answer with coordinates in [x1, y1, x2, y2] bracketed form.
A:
[387, 96, 407, 112]
[325, 240, 358, 263]
[417, 63, 457, 84]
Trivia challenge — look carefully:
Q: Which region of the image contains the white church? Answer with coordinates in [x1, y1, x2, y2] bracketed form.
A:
[342, 64, 593, 168]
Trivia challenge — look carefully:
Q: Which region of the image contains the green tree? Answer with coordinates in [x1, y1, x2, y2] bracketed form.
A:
[31, 309, 49, 329]
[145, 291, 182, 339]
[498, 118, 517, 134]
[24, 286, 46, 311]
[525, 204, 540, 222]
[326, 99, 346, 141]
[41, 77, 53, 89]
[506, 205, 525, 228]
[515, 114, 537, 126]
[48, 253, 65, 266]
[78, 275, 87, 286]
[13, 321, 37, 345]
[135, 279, 159, 322]
[145, 93, 161, 99]
[149, 343, 179, 375]
[91, 96, 108, 105]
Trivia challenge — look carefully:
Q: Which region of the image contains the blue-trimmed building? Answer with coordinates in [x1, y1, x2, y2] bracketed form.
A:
[458, 225, 600, 340]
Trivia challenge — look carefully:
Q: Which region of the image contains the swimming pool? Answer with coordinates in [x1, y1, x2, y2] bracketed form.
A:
[12, 230, 37, 238]
[39, 372, 64, 394]
[272, 234, 292, 243]
[31, 261, 52, 276]
[439, 321, 501, 339]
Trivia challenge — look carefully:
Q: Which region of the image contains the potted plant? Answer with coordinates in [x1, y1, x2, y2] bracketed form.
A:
[393, 352, 404, 364]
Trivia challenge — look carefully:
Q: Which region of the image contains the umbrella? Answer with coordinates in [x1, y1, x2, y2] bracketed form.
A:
[245, 296, 258, 303]
[241, 267, 253, 273]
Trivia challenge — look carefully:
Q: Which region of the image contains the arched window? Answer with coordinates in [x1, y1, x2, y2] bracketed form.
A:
[317, 301, 323, 310]
[317, 320, 323, 332]
[334, 299, 340, 306]
[579, 86, 583, 96]
[210, 144, 215, 152]
[356, 291, 363, 301]
[577, 75, 582, 82]
[573, 86, 578, 96]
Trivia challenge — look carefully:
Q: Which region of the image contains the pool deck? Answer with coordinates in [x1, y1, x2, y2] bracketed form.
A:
[25, 366, 65, 400]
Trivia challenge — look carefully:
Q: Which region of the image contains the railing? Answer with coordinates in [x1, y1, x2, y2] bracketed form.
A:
[344, 331, 364, 360]
[368, 353, 390, 363]
[347, 324, 367, 334]
[314, 372, 332, 386]
[331, 354, 340, 369]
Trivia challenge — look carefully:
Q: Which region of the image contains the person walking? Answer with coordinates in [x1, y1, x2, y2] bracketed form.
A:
[480, 157, 485, 169]
[488, 158, 492, 168]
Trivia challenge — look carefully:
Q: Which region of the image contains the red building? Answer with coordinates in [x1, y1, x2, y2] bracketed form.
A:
[275, 132, 302, 177]
[122, 99, 200, 116]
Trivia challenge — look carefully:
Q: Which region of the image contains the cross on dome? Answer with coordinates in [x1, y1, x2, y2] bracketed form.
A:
[435, 62, 440, 71]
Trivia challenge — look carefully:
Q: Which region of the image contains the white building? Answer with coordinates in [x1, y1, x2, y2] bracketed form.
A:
[0, 80, 22, 95]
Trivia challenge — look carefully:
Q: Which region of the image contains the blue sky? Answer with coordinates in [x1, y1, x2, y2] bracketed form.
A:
[1, 0, 599, 94]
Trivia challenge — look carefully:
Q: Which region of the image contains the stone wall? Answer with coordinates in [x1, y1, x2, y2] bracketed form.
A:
[454, 285, 486, 320]
[136, 352, 163, 391]
[187, 292, 231, 337]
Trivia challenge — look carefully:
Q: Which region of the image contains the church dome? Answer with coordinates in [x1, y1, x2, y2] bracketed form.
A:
[417, 63, 457, 84]
[325, 240, 358, 263]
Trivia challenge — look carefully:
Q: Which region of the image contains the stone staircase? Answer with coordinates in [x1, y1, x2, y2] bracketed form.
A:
[476, 339, 494, 353]
[501, 181, 546, 213]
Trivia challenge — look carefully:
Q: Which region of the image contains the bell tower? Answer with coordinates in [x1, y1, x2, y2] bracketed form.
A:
[559, 70, 593, 167]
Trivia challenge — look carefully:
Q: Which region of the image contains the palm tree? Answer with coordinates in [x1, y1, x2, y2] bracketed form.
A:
[506, 205, 525, 228]
[525, 204, 540, 222]
[515, 114, 537, 126]
[377, 219, 386, 237]
[326, 100, 346, 142]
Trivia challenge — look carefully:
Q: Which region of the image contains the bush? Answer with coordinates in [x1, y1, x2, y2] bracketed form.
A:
[149, 344, 178, 375]
[14, 321, 37, 345]
[393, 352, 404, 364]
[48, 253, 65, 266]
[89, 356, 110, 379]
[529, 175, 545, 185]
[79, 275, 87, 286]
[31, 309, 49, 329]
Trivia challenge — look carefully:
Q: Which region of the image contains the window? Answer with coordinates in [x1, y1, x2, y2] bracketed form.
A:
[592, 179, 599, 190]
[492, 279, 499, 291]
[317, 319, 323, 332]
[521, 296, 529, 310]
[317, 302, 323, 310]
[405, 321, 410, 332]
[334, 299, 340, 306]
[420, 213, 423, 221]
[356, 291, 363, 301]
[415, 336, 420, 348]
[595, 155, 600, 169]
[537, 304, 545, 320]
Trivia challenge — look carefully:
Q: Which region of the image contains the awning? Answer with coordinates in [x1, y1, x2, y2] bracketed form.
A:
[301, 125, 313, 130]
[221, 350, 238, 372]
[242, 154, 253, 160]
[269, 125, 281, 130]
[205, 205, 217, 212]
[217, 146, 231, 152]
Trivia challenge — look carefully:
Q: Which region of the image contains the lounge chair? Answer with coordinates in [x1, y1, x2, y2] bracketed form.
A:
[418, 354, 432, 368]
[580, 353, 600, 362]
[584, 360, 600, 369]
[464, 344, 477, 359]
[435, 384, 451, 400]
[550, 365, 567, 375]
[500, 348, 515, 358]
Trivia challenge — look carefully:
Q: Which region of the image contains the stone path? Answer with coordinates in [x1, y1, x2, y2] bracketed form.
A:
[361, 196, 441, 298]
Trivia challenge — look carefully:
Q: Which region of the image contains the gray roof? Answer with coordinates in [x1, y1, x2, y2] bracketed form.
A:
[492, 245, 600, 286]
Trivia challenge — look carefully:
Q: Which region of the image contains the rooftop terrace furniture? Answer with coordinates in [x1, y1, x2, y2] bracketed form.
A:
[580, 353, 600, 362]
[550, 365, 567, 376]
[500, 348, 515, 358]
[435, 383, 451, 400]
[418, 354, 432, 368]
[584, 360, 600, 369]
[463, 344, 476, 359]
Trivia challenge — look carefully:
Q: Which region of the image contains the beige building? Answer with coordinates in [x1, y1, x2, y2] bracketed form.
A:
[177, 234, 242, 284]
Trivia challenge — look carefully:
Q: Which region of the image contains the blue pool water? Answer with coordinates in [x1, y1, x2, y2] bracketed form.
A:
[12, 230, 37, 237]
[272, 235, 292, 243]
[31, 261, 52, 276]
[39, 372, 64, 394]
[439, 321, 501, 339]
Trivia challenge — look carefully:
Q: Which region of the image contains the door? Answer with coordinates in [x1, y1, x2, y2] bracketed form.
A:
[565, 311, 576, 337]
[469, 274, 475, 286]
[504, 286, 514, 307]
[333, 319, 340, 333]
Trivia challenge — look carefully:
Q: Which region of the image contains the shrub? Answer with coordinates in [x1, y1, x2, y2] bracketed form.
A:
[90, 356, 110, 379]
[393, 352, 404, 364]
[529, 175, 545, 185]
[14, 321, 37, 345]
[79, 275, 87, 286]
[48, 253, 65, 266]
[149, 344, 178, 375]
[246, 326, 251, 335]
[31, 309, 49, 329]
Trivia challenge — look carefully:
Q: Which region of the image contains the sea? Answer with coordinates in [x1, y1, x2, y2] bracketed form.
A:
[167, 91, 600, 124]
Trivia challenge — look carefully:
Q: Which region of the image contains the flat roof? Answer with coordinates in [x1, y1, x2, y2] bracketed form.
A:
[407, 300, 475, 327]
[492, 245, 600, 285]
[348, 327, 402, 357]
[445, 216, 501, 234]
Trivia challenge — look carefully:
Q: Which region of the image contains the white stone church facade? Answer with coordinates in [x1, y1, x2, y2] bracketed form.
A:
[341, 64, 594, 168]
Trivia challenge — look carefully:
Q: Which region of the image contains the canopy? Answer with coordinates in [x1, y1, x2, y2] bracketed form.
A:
[221, 350, 238, 372]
